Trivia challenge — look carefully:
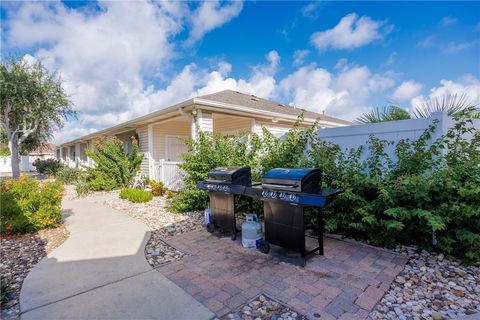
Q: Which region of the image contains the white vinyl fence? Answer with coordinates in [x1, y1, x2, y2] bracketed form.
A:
[0, 155, 36, 173]
[316, 112, 480, 162]
[153, 160, 185, 191]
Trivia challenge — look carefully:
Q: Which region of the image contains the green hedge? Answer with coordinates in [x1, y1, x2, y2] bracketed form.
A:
[120, 188, 153, 203]
[170, 115, 480, 264]
[0, 176, 64, 234]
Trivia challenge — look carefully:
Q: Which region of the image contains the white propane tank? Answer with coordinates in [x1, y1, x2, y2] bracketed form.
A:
[242, 214, 263, 248]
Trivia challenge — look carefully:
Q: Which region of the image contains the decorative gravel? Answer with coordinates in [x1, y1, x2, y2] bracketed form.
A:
[222, 294, 307, 320]
[0, 226, 69, 320]
[370, 246, 480, 320]
[104, 196, 203, 267]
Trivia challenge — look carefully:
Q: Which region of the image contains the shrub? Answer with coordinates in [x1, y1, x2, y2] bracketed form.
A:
[0, 176, 64, 234]
[120, 188, 153, 203]
[56, 167, 82, 184]
[150, 180, 166, 196]
[32, 158, 63, 175]
[74, 179, 91, 197]
[85, 136, 143, 190]
[1, 278, 11, 304]
[168, 189, 208, 213]
[171, 113, 480, 264]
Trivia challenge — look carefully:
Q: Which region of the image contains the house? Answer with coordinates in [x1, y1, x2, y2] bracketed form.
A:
[56, 90, 351, 190]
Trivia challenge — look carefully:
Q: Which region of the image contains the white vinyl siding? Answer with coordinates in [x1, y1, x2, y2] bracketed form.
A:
[213, 115, 252, 135]
[152, 119, 190, 161]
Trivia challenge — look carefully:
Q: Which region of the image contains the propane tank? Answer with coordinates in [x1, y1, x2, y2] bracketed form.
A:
[242, 214, 263, 248]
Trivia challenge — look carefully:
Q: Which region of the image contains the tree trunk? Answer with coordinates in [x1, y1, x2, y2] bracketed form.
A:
[9, 136, 21, 179]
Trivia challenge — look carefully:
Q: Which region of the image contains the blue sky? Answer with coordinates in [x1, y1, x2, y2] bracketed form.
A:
[1, 1, 479, 143]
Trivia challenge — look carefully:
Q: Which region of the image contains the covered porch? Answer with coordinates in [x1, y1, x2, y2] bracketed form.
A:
[147, 112, 258, 191]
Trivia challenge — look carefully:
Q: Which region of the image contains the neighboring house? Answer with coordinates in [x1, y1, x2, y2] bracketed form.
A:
[56, 90, 350, 190]
[0, 143, 56, 174]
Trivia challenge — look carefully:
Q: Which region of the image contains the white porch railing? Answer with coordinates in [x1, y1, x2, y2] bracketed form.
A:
[153, 160, 185, 191]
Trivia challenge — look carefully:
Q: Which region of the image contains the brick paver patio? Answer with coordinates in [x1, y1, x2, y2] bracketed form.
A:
[157, 230, 407, 319]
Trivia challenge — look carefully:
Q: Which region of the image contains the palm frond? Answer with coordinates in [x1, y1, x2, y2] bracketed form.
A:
[356, 105, 411, 124]
[412, 93, 479, 118]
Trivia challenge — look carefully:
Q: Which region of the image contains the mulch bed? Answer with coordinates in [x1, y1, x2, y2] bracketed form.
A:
[0, 226, 69, 320]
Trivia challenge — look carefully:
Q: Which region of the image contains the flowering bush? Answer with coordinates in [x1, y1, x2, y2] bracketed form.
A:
[0, 176, 64, 234]
[32, 158, 63, 176]
[150, 180, 167, 196]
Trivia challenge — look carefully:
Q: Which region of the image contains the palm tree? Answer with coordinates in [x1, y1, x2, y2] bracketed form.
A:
[356, 105, 411, 124]
[411, 93, 480, 119]
[357, 93, 480, 123]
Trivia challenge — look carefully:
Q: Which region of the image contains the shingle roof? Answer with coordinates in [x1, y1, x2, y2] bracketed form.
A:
[197, 90, 351, 125]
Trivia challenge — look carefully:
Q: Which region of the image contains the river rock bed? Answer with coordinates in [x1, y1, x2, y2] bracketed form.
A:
[104, 196, 203, 267]
[369, 246, 480, 320]
[221, 294, 307, 320]
[0, 226, 69, 320]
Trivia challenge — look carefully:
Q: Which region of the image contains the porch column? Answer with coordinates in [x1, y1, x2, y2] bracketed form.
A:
[59, 147, 63, 161]
[148, 124, 154, 180]
[191, 109, 213, 141]
[75, 143, 81, 168]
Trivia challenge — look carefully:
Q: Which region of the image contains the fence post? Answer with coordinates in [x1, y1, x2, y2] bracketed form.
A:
[160, 159, 165, 183]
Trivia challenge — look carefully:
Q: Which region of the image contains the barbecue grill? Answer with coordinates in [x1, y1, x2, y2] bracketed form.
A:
[197, 167, 252, 239]
[245, 168, 342, 265]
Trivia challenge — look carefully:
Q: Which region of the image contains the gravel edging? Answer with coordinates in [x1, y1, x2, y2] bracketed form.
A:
[0, 225, 69, 320]
[370, 246, 480, 320]
[221, 294, 308, 320]
[104, 196, 203, 267]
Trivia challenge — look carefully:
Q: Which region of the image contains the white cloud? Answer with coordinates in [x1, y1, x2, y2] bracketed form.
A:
[386, 51, 398, 65]
[301, 2, 321, 19]
[279, 64, 396, 119]
[292, 49, 310, 66]
[417, 35, 436, 48]
[444, 40, 478, 53]
[440, 16, 458, 27]
[411, 74, 480, 108]
[311, 13, 393, 52]
[185, 0, 243, 46]
[3, 1, 245, 143]
[392, 80, 424, 101]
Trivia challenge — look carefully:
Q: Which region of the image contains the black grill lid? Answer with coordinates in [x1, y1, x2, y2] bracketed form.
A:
[262, 168, 321, 192]
[206, 167, 252, 185]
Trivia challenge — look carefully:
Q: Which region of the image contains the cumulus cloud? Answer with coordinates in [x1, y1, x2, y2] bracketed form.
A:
[311, 13, 393, 52]
[410, 74, 480, 108]
[185, 0, 243, 46]
[3, 1, 245, 143]
[392, 80, 424, 101]
[279, 64, 396, 119]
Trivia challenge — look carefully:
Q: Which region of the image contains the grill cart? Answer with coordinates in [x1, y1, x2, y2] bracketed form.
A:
[245, 168, 343, 265]
[197, 167, 252, 240]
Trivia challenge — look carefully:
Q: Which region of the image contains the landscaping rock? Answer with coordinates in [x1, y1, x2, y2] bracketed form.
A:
[0, 226, 69, 320]
[369, 245, 480, 320]
[220, 295, 307, 320]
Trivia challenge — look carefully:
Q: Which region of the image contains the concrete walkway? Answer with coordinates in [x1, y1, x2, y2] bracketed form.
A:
[20, 194, 214, 320]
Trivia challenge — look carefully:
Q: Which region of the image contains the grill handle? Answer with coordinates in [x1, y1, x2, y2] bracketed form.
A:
[262, 183, 298, 189]
[205, 179, 228, 183]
